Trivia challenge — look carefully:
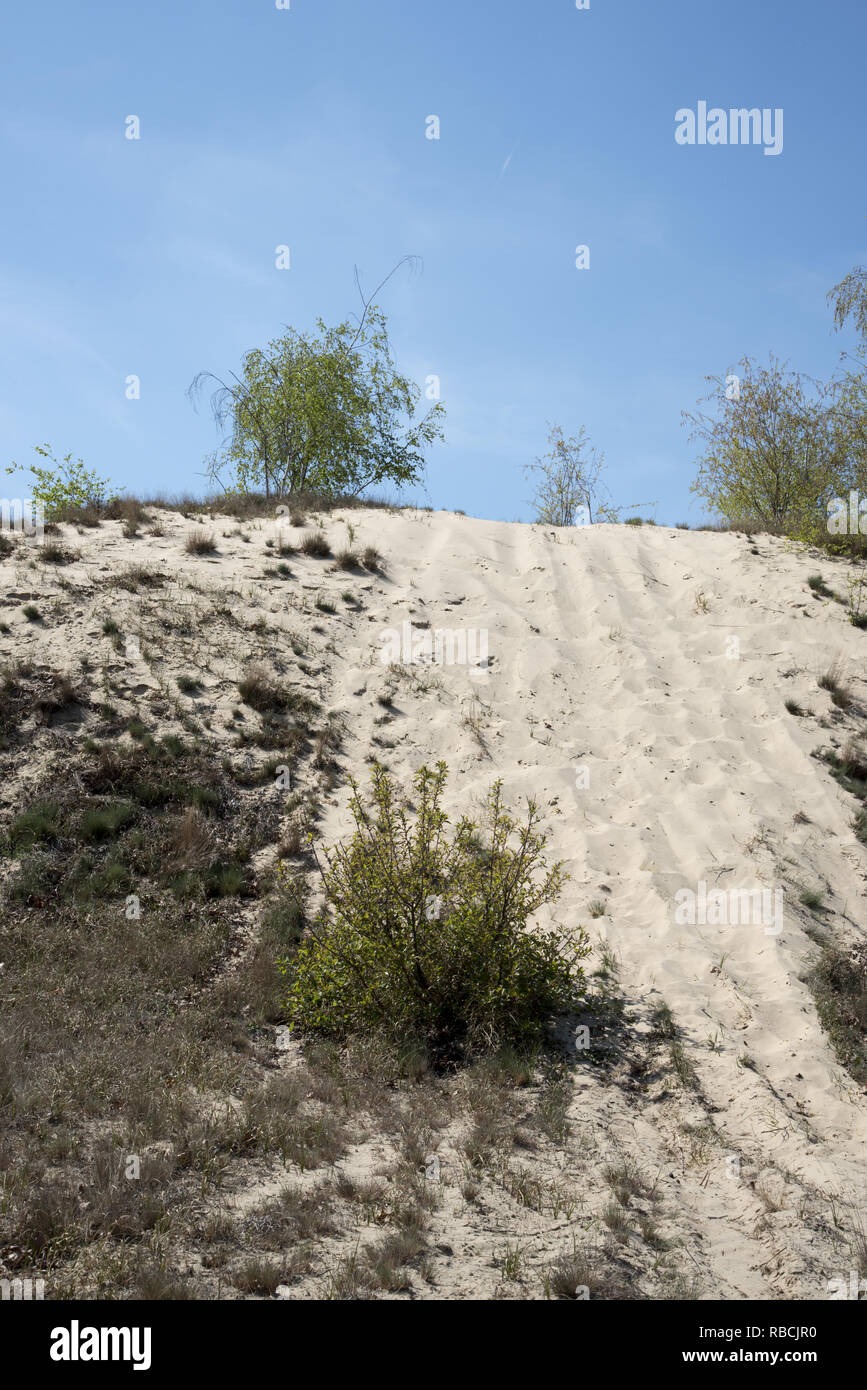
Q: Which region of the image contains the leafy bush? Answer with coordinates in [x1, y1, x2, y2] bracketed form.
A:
[283, 763, 588, 1063]
[6, 444, 122, 520]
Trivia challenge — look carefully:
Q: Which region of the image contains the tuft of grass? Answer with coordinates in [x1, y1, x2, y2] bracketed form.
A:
[602, 1200, 630, 1236]
[819, 662, 852, 710]
[0, 662, 82, 743]
[367, 1228, 428, 1291]
[109, 565, 165, 592]
[785, 698, 805, 716]
[361, 546, 384, 573]
[238, 664, 318, 719]
[602, 1159, 647, 1207]
[22, 604, 41, 622]
[230, 1257, 286, 1296]
[185, 531, 218, 556]
[38, 540, 76, 565]
[8, 801, 64, 852]
[544, 1245, 594, 1300]
[301, 532, 332, 559]
[79, 801, 138, 843]
[799, 887, 825, 914]
[808, 574, 836, 600]
[649, 1000, 677, 1040]
[34, 671, 82, 720]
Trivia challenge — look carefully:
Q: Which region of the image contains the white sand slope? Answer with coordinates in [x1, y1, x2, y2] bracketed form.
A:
[4, 506, 866, 1298]
[316, 510, 867, 1297]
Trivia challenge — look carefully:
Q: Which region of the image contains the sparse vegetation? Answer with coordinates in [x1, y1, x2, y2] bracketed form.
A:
[805, 941, 867, 1086]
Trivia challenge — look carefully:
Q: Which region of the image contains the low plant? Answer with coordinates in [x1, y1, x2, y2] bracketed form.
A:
[185, 531, 218, 556]
[301, 533, 331, 559]
[283, 762, 588, 1064]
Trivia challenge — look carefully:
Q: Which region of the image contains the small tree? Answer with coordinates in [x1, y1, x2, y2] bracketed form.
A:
[5, 445, 122, 519]
[283, 763, 588, 1063]
[684, 356, 844, 537]
[524, 424, 652, 525]
[828, 254, 867, 519]
[524, 424, 611, 525]
[189, 265, 445, 501]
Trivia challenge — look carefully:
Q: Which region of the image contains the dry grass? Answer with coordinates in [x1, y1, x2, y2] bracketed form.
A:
[185, 531, 219, 556]
[301, 532, 332, 559]
[818, 659, 853, 711]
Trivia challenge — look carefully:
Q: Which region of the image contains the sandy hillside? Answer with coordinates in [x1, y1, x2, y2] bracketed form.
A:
[2, 505, 866, 1300]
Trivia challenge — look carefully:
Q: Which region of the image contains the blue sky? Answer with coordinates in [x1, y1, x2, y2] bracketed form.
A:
[1, 0, 865, 523]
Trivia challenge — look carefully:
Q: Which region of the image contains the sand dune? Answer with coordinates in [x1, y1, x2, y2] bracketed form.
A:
[316, 511, 867, 1296]
[3, 507, 866, 1299]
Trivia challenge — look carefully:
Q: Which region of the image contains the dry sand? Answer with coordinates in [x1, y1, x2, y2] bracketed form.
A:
[3, 506, 866, 1299]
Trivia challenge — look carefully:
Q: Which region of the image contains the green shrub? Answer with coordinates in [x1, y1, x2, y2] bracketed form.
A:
[5, 444, 121, 519]
[283, 763, 588, 1064]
